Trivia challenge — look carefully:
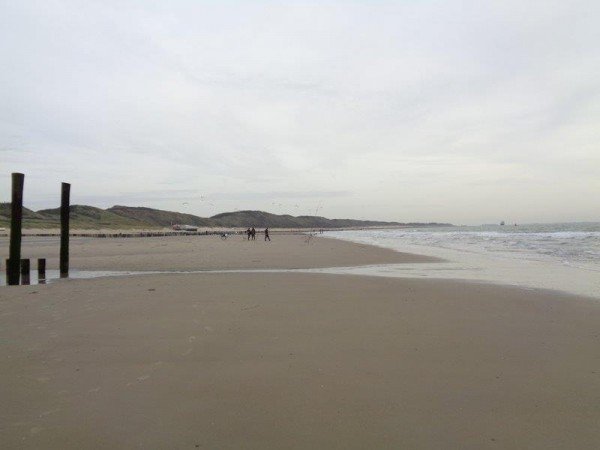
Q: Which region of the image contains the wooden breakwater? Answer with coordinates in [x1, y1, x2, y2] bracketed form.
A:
[0, 225, 415, 240]
[0, 230, 244, 238]
[77, 231, 243, 238]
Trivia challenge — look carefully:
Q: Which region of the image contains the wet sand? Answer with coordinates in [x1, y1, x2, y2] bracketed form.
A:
[1, 238, 600, 449]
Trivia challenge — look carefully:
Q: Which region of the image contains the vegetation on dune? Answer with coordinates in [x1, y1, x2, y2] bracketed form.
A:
[0, 202, 60, 229]
[107, 205, 214, 228]
[210, 210, 405, 228]
[0, 203, 451, 230]
[37, 205, 149, 229]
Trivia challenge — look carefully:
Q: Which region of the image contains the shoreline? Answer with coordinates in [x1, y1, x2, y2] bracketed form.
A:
[4, 265, 600, 303]
[323, 230, 600, 299]
[2, 231, 597, 299]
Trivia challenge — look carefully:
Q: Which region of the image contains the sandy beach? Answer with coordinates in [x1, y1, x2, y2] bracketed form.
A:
[2, 234, 438, 272]
[1, 236, 600, 449]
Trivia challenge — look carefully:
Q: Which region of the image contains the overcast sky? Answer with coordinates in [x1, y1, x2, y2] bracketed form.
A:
[1, 0, 599, 224]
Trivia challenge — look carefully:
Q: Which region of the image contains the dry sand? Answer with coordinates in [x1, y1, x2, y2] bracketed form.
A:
[1, 237, 600, 449]
[2, 234, 438, 271]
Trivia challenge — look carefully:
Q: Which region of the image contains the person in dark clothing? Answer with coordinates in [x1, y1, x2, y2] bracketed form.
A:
[264, 228, 270, 241]
[251, 227, 256, 240]
[246, 228, 251, 240]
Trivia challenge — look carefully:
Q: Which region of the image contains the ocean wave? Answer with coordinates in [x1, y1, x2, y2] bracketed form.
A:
[326, 223, 600, 268]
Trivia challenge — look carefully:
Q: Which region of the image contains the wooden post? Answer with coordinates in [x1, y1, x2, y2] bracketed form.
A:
[38, 258, 46, 281]
[60, 182, 70, 278]
[20, 259, 30, 285]
[7, 173, 24, 285]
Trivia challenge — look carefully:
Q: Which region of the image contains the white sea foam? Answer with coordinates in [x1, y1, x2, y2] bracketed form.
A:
[323, 223, 600, 299]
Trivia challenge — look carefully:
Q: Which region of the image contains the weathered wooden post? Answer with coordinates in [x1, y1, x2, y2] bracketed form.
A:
[7, 173, 24, 285]
[20, 259, 30, 285]
[60, 182, 70, 278]
[38, 258, 46, 282]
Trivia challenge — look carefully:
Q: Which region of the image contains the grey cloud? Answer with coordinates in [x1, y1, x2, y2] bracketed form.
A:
[209, 191, 352, 201]
[1, 0, 598, 224]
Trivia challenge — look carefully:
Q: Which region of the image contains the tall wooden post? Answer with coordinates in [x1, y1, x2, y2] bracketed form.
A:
[60, 182, 70, 278]
[7, 173, 24, 285]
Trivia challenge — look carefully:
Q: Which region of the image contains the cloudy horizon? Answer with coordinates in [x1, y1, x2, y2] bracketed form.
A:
[1, 0, 599, 225]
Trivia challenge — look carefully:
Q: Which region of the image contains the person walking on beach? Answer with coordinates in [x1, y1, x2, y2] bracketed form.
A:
[246, 228, 251, 240]
[251, 227, 256, 241]
[264, 228, 270, 241]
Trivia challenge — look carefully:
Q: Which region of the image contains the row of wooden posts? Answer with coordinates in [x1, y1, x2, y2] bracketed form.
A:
[6, 172, 70, 285]
[5, 257, 46, 285]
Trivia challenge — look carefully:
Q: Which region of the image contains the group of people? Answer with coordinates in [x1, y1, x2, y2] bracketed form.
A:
[246, 227, 270, 241]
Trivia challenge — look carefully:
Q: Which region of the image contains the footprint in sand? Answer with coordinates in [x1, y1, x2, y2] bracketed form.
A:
[127, 362, 164, 386]
[39, 408, 61, 418]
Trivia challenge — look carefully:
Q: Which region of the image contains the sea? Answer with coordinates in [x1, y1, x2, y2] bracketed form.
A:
[323, 222, 600, 299]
